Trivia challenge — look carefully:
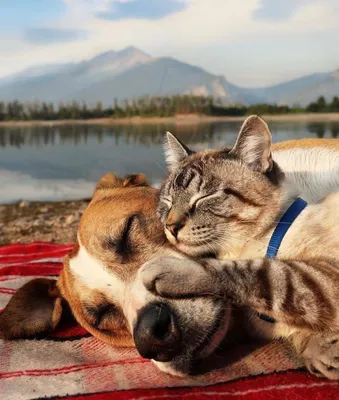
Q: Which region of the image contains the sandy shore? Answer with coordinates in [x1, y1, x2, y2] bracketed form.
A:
[1, 113, 339, 127]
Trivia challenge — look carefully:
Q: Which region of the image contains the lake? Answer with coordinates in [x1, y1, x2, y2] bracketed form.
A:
[1, 120, 338, 204]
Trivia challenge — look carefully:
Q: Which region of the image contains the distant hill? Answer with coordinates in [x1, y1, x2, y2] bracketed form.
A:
[0, 46, 337, 106]
[0, 47, 153, 105]
[72, 56, 253, 106]
[247, 71, 339, 106]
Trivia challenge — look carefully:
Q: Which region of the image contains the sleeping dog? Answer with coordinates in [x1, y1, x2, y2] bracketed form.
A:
[1, 137, 339, 378]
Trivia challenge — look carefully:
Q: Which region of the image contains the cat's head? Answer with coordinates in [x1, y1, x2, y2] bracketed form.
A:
[158, 115, 285, 258]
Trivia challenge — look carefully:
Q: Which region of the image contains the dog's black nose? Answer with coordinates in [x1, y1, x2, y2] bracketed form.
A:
[133, 303, 181, 362]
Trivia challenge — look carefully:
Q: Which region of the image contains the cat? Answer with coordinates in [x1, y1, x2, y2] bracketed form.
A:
[148, 115, 339, 379]
[158, 116, 339, 258]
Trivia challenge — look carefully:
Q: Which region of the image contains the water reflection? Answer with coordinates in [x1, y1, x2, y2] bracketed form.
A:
[1, 121, 338, 149]
[0, 123, 225, 148]
[0, 120, 338, 203]
[305, 122, 339, 139]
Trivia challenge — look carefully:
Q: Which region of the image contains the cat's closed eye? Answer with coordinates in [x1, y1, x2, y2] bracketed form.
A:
[189, 192, 221, 211]
[162, 197, 172, 208]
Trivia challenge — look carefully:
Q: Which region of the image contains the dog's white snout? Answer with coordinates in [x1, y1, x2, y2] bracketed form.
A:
[125, 255, 188, 334]
[124, 268, 156, 333]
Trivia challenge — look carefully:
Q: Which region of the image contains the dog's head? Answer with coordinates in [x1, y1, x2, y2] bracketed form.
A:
[0, 173, 230, 375]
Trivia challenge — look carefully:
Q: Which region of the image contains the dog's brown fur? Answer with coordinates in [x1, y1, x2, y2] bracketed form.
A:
[0, 173, 169, 347]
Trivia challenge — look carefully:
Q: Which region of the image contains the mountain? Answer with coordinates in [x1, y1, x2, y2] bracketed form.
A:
[0, 63, 74, 84]
[246, 71, 339, 106]
[0, 47, 251, 106]
[0, 47, 153, 105]
[0, 46, 337, 106]
[72, 57, 251, 106]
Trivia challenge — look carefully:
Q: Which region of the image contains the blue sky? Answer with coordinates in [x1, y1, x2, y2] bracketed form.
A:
[97, 0, 187, 20]
[253, 0, 304, 21]
[0, 1, 66, 33]
[0, 0, 338, 87]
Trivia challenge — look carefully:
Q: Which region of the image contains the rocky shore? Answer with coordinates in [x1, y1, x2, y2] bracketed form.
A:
[0, 199, 90, 246]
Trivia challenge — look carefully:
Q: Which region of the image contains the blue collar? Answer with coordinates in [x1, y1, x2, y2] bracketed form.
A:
[258, 197, 307, 324]
[265, 197, 308, 259]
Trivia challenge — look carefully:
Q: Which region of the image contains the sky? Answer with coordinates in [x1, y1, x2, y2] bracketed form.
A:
[0, 0, 338, 87]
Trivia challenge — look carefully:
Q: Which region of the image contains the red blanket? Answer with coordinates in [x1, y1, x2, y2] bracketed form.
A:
[0, 242, 338, 400]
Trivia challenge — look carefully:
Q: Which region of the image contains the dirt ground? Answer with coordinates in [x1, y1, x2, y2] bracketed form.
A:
[0, 199, 90, 245]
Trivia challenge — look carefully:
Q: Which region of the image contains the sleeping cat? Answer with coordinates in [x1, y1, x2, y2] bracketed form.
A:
[158, 116, 339, 258]
[142, 115, 339, 379]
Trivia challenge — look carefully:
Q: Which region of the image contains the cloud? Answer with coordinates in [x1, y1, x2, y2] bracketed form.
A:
[23, 28, 87, 45]
[0, 0, 338, 86]
[252, 0, 304, 21]
[97, 0, 187, 21]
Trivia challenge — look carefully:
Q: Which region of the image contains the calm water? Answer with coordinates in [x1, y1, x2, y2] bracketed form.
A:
[0, 120, 338, 204]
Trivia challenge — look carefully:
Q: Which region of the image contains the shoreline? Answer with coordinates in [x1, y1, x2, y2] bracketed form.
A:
[1, 113, 339, 127]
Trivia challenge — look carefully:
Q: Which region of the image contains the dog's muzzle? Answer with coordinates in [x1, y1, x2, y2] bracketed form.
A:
[133, 302, 181, 362]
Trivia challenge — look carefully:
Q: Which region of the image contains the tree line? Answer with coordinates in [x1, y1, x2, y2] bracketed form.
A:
[0, 95, 339, 121]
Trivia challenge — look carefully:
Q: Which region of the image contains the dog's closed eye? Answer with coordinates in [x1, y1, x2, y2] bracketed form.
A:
[84, 302, 122, 331]
[105, 215, 138, 260]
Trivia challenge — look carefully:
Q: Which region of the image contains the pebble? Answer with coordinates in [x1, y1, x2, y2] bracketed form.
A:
[18, 200, 30, 208]
[1, 199, 89, 245]
[65, 215, 76, 225]
[33, 220, 43, 227]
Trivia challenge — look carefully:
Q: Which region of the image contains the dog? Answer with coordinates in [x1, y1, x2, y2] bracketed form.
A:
[1, 137, 339, 377]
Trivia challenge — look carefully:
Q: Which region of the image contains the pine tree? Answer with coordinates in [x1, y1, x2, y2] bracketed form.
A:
[330, 96, 339, 112]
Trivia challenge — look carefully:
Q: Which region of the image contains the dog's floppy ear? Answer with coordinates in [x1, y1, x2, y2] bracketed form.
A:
[95, 173, 149, 192]
[122, 173, 148, 187]
[0, 278, 65, 339]
[95, 173, 123, 191]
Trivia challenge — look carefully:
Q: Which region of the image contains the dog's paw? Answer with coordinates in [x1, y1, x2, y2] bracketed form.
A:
[140, 256, 209, 298]
[303, 334, 339, 380]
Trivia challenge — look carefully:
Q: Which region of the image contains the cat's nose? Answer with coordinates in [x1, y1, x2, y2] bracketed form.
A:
[166, 220, 185, 238]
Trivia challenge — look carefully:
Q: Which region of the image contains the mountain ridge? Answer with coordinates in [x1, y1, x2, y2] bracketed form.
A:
[0, 47, 337, 106]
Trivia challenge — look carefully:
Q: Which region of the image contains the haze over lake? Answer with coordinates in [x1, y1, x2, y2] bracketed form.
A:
[0, 120, 338, 204]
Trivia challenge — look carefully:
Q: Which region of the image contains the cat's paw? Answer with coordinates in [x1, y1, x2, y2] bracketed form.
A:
[140, 256, 210, 298]
[303, 334, 339, 380]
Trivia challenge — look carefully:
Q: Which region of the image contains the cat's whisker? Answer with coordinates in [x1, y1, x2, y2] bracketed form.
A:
[238, 219, 293, 226]
[185, 225, 282, 258]
[152, 160, 169, 177]
[212, 229, 281, 255]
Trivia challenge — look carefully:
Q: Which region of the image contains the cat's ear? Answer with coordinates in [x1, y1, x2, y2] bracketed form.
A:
[164, 132, 193, 171]
[230, 115, 273, 173]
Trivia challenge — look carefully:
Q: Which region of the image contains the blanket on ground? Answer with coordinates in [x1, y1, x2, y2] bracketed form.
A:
[0, 242, 337, 400]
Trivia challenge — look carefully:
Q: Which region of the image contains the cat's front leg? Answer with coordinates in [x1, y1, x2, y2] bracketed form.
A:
[141, 256, 220, 298]
[291, 331, 339, 380]
[141, 256, 339, 332]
